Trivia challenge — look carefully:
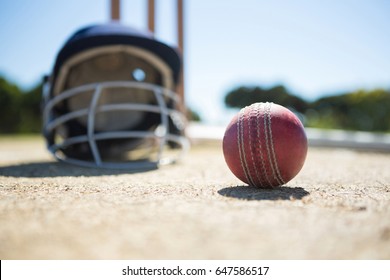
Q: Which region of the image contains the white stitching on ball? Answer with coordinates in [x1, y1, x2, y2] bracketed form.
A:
[265, 103, 285, 186]
[237, 107, 252, 186]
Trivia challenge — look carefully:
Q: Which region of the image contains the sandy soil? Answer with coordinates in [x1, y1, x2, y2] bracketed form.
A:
[0, 136, 389, 259]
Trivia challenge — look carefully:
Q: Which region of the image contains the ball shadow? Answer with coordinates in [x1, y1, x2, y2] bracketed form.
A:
[218, 185, 310, 201]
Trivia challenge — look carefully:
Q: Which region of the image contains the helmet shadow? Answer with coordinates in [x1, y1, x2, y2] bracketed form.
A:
[0, 161, 156, 178]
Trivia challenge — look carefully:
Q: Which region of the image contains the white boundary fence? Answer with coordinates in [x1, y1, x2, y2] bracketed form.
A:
[187, 123, 390, 152]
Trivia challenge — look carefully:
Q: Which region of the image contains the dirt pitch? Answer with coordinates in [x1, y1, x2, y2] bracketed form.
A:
[0, 136, 389, 259]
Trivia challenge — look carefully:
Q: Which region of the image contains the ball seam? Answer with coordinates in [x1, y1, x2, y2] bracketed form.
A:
[237, 107, 253, 186]
[265, 102, 285, 186]
[248, 104, 263, 187]
[255, 103, 268, 187]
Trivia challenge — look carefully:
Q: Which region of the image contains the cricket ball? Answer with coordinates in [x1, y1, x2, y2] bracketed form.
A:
[222, 102, 307, 188]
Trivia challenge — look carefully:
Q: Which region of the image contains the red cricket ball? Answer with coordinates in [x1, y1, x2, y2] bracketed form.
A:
[222, 102, 308, 188]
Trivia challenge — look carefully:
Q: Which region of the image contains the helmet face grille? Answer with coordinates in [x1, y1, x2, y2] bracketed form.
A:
[43, 81, 189, 169]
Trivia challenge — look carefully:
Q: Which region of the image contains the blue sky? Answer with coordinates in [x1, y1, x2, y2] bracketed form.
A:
[1, 0, 389, 124]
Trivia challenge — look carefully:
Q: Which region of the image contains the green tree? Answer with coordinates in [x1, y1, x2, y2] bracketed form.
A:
[187, 107, 201, 122]
[19, 82, 43, 133]
[0, 76, 42, 133]
[308, 89, 390, 132]
[224, 82, 390, 132]
[0, 77, 22, 133]
[224, 84, 308, 113]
